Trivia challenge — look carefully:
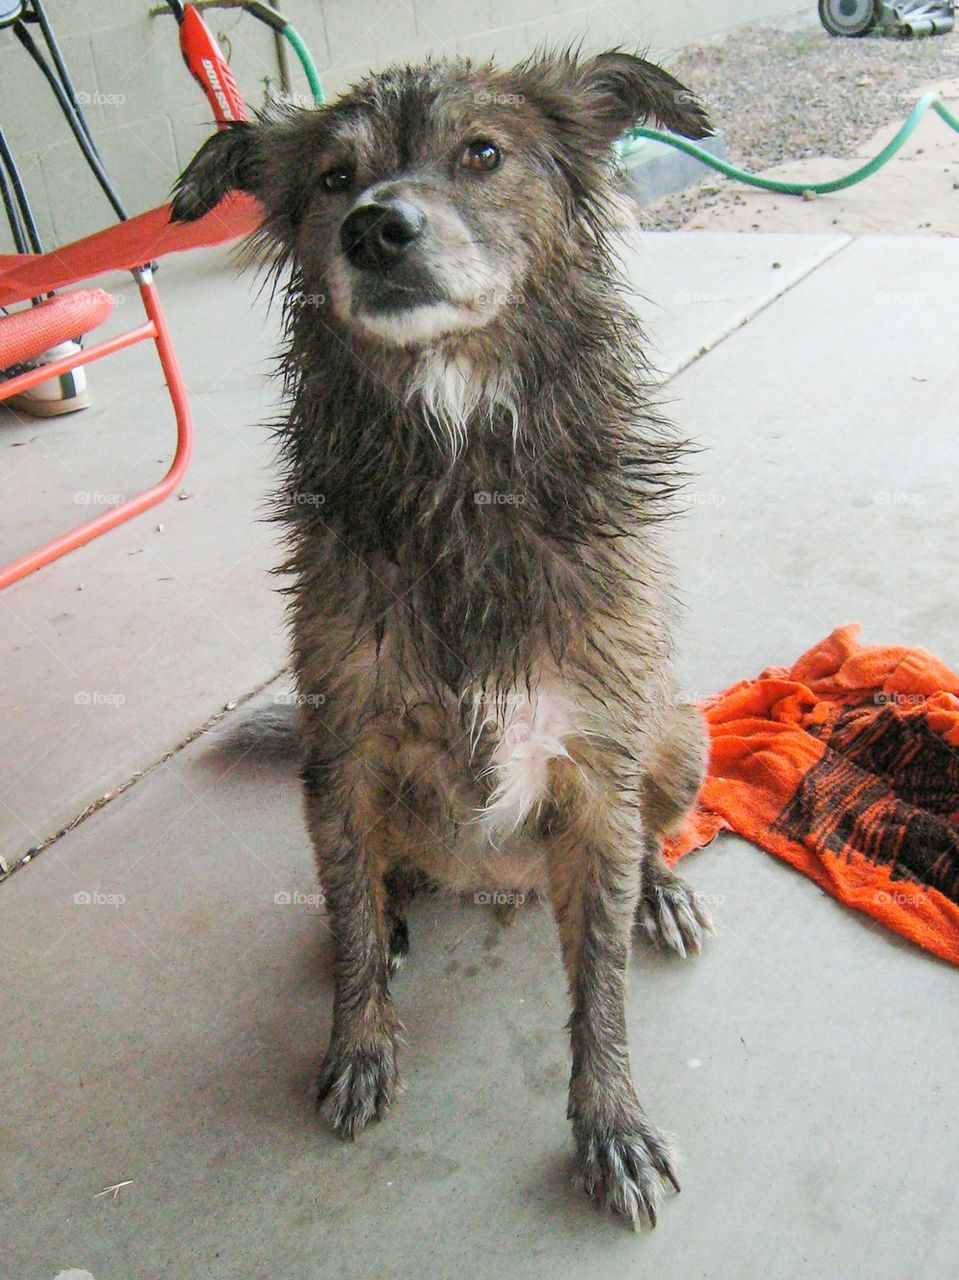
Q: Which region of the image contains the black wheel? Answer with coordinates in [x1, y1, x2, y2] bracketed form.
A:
[818, 0, 882, 36]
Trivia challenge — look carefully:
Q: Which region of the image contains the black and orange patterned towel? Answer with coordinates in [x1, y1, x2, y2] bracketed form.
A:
[668, 625, 959, 966]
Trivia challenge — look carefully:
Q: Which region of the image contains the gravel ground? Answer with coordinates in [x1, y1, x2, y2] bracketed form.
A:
[645, 24, 959, 229]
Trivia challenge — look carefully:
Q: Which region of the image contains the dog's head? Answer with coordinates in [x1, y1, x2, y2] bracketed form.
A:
[172, 51, 709, 350]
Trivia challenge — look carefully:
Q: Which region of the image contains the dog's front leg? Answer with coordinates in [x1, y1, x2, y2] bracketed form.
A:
[304, 757, 401, 1139]
[545, 756, 679, 1226]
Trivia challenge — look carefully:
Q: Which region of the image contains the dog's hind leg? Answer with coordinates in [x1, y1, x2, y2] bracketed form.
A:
[384, 865, 418, 972]
[304, 743, 403, 1140]
[636, 703, 711, 958]
[543, 744, 679, 1228]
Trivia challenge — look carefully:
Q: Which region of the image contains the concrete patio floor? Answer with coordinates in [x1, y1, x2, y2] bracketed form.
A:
[1, 224, 957, 1280]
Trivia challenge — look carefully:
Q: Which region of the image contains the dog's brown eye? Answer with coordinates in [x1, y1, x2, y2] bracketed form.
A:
[321, 165, 353, 194]
[460, 140, 501, 173]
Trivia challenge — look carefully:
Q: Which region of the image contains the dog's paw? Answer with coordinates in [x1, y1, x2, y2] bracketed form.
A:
[315, 1027, 400, 1139]
[637, 863, 712, 959]
[573, 1105, 680, 1228]
[386, 913, 409, 973]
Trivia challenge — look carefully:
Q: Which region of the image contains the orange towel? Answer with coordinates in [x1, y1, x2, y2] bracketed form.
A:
[667, 625, 959, 966]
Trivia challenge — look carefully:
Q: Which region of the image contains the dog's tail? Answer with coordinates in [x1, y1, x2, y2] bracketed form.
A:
[206, 701, 302, 762]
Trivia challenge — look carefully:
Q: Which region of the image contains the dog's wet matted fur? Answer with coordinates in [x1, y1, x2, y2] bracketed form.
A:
[173, 49, 712, 1227]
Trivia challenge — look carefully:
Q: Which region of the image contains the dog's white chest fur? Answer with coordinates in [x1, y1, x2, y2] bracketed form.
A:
[434, 683, 587, 897]
[408, 352, 517, 455]
[473, 683, 582, 841]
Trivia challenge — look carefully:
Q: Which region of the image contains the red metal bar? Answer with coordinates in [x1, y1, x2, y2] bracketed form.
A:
[0, 275, 194, 589]
[0, 319, 156, 398]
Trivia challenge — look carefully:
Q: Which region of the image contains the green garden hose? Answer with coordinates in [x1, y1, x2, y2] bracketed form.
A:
[229, 4, 324, 103]
[281, 22, 323, 104]
[617, 90, 959, 196]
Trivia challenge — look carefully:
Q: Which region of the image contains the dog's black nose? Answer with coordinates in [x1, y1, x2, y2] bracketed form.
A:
[340, 200, 426, 271]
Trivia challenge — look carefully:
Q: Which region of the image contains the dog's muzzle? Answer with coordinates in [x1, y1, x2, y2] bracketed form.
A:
[340, 200, 426, 274]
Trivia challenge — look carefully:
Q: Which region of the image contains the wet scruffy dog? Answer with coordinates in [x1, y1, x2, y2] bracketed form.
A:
[172, 49, 712, 1227]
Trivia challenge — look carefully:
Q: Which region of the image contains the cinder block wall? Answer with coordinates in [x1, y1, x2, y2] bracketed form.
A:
[0, 0, 813, 251]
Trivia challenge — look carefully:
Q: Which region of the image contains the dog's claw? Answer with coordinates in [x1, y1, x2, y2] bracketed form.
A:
[574, 1105, 679, 1228]
[637, 864, 712, 958]
[315, 1031, 400, 1139]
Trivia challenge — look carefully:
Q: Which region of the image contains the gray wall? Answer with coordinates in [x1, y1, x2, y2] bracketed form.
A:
[0, 0, 813, 250]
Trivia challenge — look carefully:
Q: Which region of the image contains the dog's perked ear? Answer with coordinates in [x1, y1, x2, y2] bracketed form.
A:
[578, 50, 711, 142]
[170, 121, 261, 222]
